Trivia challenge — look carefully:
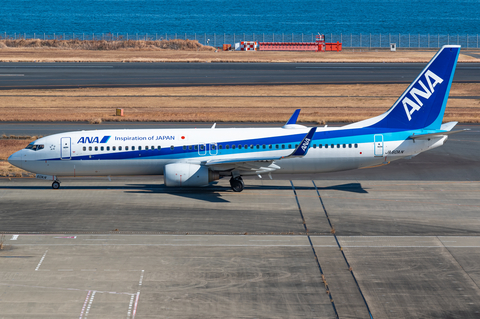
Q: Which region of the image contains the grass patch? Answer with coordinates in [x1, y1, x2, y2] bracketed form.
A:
[0, 38, 215, 51]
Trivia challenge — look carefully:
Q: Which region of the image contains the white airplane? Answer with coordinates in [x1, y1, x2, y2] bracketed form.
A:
[8, 45, 466, 192]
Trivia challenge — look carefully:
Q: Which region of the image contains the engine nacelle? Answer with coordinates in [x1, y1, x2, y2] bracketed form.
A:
[164, 163, 219, 187]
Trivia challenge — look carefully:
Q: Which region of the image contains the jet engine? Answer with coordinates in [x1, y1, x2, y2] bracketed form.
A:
[164, 163, 219, 187]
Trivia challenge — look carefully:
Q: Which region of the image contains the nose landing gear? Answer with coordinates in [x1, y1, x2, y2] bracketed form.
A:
[229, 176, 244, 192]
[52, 180, 61, 189]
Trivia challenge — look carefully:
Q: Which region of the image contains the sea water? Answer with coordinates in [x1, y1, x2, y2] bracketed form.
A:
[1, 0, 479, 35]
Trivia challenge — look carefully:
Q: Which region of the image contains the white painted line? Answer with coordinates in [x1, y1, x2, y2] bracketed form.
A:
[10, 235, 19, 240]
[0, 74, 24, 76]
[132, 270, 144, 319]
[79, 290, 91, 319]
[84, 291, 96, 318]
[35, 249, 48, 271]
[127, 294, 135, 318]
[138, 269, 144, 287]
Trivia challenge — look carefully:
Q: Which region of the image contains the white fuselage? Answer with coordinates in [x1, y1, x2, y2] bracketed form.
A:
[8, 126, 446, 178]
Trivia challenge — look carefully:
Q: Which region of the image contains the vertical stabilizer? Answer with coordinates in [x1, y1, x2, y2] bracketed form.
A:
[345, 45, 460, 130]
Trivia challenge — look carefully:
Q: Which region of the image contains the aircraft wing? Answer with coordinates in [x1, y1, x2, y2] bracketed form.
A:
[203, 127, 316, 173]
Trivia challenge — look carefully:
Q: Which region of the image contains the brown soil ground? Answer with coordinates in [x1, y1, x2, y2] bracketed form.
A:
[1, 47, 479, 63]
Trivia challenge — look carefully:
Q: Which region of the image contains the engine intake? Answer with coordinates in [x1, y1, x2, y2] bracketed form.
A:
[164, 163, 219, 187]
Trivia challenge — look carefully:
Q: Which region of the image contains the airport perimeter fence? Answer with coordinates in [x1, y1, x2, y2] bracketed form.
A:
[1, 32, 480, 49]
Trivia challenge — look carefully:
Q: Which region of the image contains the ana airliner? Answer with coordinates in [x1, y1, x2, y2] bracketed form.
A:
[8, 45, 466, 192]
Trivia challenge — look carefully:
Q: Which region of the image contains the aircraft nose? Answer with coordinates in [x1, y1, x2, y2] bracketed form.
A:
[7, 151, 22, 169]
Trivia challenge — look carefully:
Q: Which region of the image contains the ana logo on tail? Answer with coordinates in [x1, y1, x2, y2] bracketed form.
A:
[403, 70, 443, 121]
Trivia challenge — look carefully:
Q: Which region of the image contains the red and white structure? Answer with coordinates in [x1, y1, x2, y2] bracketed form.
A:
[238, 41, 257, 51]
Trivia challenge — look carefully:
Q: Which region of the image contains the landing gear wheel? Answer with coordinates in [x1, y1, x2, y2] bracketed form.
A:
[230, 177, 244, 192]
[52, 181, 60, 189]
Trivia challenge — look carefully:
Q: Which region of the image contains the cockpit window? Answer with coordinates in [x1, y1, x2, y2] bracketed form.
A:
[25, 143, 44, 151]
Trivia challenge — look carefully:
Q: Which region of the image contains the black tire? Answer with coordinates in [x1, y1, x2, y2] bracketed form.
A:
[230, 177, 244, 192]
[52, 181, 60, 189]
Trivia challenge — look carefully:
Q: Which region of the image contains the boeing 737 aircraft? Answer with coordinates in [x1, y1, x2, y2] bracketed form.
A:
[8, 45, 466, 192]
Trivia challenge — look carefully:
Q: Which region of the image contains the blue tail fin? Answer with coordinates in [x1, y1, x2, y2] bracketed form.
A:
[346, 45, 460, 130]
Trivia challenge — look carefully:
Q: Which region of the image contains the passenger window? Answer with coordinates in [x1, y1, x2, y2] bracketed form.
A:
[89, 146, 92, 151]
[125, 146, 129, 150]
[83, 146, 86, 151]
[113, 146, 116, 151]
[331, 144, 334, 148]
[157, 146, 161, 150]
[343, 144, 346, 148]
[256, 145, 260, 149]
[282, 145, 285, 149]
[219, 145, 223, 150]
[268, 145, 272, 149]
[138, 146, 142, 150]
[95, 146, 98, 151]
[183, 145, 187, 150]
[288, 145, 292, 149]
[151, 146, 154, 150]
[189, 145, 192, 150]
[337, 144, 340, 148]
[349, 144, 352, 148]
[200, 145, 204, 150]
[212, 145, 216, 150]
[145, 146, 149, 150]
[325, 144, 328, 149]
[238, 145, 242, 149]
[245, 145, 248, 149]
[355, 143, 358, 148]
[295, 144, 298, 148]
[232, 145, 236, 149]
[226, 145, 230, 150]
[194, 145, 198, 150]
[107, 146, 110, 151]
[319, 144, 323, 148]
[132, 146, 135, 150]
[313, 144, 316, 148]
[101, 146, 104, 151]
[119, 146, 122, 151]
[262, 145, 266, 149]
[170, 145, 174, 150]
[276, 145, 279, 149]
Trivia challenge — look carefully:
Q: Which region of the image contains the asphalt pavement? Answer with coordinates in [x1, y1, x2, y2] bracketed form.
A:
[1, 62, 480, 89]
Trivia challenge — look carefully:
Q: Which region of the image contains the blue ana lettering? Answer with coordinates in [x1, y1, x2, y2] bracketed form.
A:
[156, 136, 175, 141]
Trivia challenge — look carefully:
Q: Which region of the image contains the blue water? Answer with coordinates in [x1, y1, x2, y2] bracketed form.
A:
[1, 0, 479, 35]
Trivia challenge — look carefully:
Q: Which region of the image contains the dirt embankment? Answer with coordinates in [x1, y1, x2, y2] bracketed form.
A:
[1, 39, 479, 63]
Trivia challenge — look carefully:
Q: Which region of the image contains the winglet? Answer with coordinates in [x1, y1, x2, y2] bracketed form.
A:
[284, 127, 317, 158]
[285, 109, 301, 125]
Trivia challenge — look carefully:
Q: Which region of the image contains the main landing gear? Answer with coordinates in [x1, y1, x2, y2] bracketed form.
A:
[229, 176, 244, 192]
[52, 180, 61, 189]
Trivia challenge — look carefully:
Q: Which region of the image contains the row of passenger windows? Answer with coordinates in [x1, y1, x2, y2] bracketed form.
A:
[82, 143, 359, 152]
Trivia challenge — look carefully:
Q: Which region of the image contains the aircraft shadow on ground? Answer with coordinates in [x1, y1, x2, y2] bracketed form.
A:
[1, 182, 367, 203]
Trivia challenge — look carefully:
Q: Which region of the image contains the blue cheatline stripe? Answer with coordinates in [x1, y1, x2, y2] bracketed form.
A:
[40, 126, 444, 162]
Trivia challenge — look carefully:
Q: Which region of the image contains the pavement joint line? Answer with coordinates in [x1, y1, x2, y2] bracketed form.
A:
[312, 180, 374, 319]
[290, 180, 339, 319]
[0, 282, 135, 296]
[132, 270, 145, 319]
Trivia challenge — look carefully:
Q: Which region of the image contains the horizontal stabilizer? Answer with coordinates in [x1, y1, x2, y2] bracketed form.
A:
[409, 129, 469, 140]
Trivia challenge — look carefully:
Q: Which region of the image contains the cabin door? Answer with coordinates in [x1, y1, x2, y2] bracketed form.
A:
[60, 137, 71, 160]
[374, 135, 384, 157]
